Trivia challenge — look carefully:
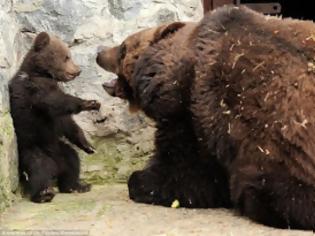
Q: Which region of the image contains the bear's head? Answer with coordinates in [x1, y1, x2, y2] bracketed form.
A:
[96, 22, 187, 111]
[23, 32, 81, 82]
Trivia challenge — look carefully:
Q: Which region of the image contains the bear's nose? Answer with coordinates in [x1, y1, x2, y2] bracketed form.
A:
[72, 69, 81, 77]
[97, 45, 109, 54]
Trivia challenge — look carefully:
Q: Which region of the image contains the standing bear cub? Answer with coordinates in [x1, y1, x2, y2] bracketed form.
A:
[10, 32, 100, 203]
[97, 6, 315, 230]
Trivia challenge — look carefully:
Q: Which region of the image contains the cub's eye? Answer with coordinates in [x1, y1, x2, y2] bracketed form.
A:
[64, 55, 70, 62]
[119, 43, 127, 61]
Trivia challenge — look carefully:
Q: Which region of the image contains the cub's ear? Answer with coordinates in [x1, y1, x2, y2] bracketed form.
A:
[152, 22, 186, 44]
[34, 32, 50, 52]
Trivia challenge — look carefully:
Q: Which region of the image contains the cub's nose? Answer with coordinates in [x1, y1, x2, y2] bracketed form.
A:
[97, 45, 109, 54]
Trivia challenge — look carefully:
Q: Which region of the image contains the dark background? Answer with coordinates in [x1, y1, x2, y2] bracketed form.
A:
[204, 0, 315, 21]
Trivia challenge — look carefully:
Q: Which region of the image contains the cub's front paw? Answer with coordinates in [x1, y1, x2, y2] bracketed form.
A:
[81, 100, 101, 111]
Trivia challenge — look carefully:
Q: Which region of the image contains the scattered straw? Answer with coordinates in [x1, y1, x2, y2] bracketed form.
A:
[232, 53, 245, 69]
[253, 61, 266, 72]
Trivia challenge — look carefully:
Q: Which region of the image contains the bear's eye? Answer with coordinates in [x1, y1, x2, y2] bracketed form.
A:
[64, 55, 70, 62]
[119, 43, 127, 61]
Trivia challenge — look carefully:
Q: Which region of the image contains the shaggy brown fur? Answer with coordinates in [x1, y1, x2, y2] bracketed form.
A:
[10, 32, 101, 203]
[97, 6, 315, 230]
[192, 6, 315, 229]
[97, 21, 231, 209]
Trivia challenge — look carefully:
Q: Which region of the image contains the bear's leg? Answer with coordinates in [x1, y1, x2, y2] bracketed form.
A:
[128, 117, 230, 208]
[21, 148, 57, 203]
[129, 159, 230, 208]
[56, 141, 91, 193]
[231, 163, 315, 230]
[128, 163, 169, 206]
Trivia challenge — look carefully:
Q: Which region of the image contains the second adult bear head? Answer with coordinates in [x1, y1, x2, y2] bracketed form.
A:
[20, 32, 81, 82]
[96, 22, 191, 111]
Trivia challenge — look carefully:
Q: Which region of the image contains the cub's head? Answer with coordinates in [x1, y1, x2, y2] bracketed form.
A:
[25, 32, 81, 82]
[96, 22, 186, 110]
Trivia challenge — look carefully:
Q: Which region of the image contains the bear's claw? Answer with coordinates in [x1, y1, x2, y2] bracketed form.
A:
[82, 144, 95, 154]
[60, 182, 91, 193]
[31, 187, 55, 203]
[82, 100, 101, 111]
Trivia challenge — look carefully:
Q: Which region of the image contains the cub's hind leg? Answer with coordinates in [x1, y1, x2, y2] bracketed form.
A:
[20, 148, 57, 203]
[56, 141, 91, 193]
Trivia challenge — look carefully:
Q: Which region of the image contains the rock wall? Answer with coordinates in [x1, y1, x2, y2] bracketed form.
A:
[0, 0, 20, 211]
[0, 0, 202, 208]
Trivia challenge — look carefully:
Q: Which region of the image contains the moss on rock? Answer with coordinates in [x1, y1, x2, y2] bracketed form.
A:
[81, 127, 154, 185]
[81, 138, 151, 184]
[0, 112, 19, 212]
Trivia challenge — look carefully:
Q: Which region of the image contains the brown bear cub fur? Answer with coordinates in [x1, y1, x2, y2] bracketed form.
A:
[10, 32, 100, 203]
[97, 6, 315, 230]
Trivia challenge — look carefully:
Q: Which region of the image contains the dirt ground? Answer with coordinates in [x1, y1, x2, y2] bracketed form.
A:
[0, 184, 313, 236]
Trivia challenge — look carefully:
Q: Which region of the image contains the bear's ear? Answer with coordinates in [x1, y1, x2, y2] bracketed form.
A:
[34, 32, 50, 52]
[152, 22, 186, 44]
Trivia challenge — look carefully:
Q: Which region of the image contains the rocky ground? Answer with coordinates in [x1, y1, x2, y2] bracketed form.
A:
[0, 184, 312, 236]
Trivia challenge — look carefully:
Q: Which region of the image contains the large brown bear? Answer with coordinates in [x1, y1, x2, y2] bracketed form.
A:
[10, 32, 100, 203]
[97, 6, 315, 230]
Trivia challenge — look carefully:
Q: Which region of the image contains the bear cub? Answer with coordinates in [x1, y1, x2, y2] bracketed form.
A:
[9, 32, 100, 203]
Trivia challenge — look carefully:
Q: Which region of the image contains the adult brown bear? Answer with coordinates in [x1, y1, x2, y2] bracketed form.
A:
[97, 6, 315, 230]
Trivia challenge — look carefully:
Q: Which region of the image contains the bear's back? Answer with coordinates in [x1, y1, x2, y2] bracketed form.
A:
[191, 5, 315, 184]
